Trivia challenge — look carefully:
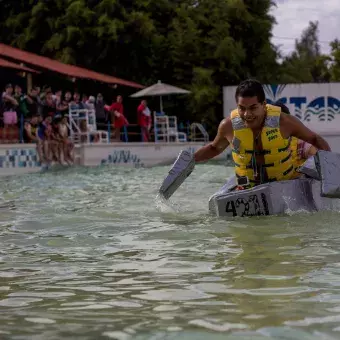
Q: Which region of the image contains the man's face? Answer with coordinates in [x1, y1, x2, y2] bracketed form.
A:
[15, 86, 22, 95]
[6, 86, 13, 95]
[237, 96, 266, 129]
[117, 96, 122, 103]
[142, 100, 146, 106]
[65, 92, 71, 101]
[74, 93, 80, 101]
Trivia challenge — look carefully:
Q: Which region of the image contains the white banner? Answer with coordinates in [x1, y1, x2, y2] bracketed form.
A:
[223, 83, 340, 133]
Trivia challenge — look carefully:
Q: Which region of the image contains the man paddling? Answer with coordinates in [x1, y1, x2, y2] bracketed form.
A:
[194, 79, 330, 189]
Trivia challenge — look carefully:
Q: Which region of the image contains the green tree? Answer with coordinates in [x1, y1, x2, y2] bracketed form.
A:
[329, 39, 340, 81]
[188, 67, 221, 136]
[279, 21, 331, 83]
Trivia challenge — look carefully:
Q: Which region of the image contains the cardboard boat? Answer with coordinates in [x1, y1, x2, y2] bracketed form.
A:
[158, 150, 340, 218]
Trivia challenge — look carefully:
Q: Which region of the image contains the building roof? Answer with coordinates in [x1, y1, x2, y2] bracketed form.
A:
[0, 57, 40, 73]
[0, 43, 144, 89]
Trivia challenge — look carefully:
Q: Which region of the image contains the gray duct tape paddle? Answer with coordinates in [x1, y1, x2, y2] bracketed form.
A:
[315, 150, 340, 198]
[158, 150, 195, 199]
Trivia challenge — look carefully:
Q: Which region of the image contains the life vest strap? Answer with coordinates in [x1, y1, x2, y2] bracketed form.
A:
[233, 151, 292, 169]
[282, 165, 294, 176]
[233, 147, 290, 155]
[232, 149, 271, 155]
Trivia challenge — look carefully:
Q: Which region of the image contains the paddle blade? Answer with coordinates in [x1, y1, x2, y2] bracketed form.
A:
[158, 150, 195, 199]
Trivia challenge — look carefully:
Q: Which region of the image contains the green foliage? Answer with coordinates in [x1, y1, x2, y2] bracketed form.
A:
[329, 40, 340, 81]
[189, 67, 221, 136]
[278, 21, 335, 83]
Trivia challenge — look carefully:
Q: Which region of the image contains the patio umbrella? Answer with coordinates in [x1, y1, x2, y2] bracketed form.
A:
[130, 80, 190, 113]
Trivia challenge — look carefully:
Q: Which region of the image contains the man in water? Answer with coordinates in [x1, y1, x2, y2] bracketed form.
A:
[194, 79, 330, 189]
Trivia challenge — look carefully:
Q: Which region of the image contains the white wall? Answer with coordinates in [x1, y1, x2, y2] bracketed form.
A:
[0, 142, 231, 177]
[81, 142, 229, 168]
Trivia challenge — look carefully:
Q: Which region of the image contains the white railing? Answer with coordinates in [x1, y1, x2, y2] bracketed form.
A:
[68, 108, 109, 144]
[153, 112, 187, 143]
[190, 123, 209, 143]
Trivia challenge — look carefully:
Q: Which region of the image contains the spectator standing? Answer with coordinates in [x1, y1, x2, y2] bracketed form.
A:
[37, 87, 44, 116]
[70, 92, 87, 140]
[26, 87, 40, 117]
[57, 91, 72, 117]
[137, 99, 152, 142]
[14, 85, 30, 119]
[53, 90, 62, 105]
[82, 94, 88, 107]
[42, 91, 56, 118]
[95, 93, 106, 130]
[86, 96, 96, 111]
[1, 84, 18, 142]
[70, 92, 85, 110]
[40, 85, 51, 102]
[105, 95, 128, 142]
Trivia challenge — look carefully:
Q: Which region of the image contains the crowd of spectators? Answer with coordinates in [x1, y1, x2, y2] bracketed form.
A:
[0, 82, 154, 165]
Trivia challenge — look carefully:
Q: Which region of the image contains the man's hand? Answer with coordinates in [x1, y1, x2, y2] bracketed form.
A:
[194, 118, 231, 162]
[282, 114, 331, 151]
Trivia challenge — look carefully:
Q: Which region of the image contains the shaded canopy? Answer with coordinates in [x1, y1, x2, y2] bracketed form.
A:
[0, 43, 144, 89]
[0, 57, 40, 73]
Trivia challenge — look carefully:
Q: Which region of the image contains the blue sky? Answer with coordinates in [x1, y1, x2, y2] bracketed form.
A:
[270, 0, 340, 55]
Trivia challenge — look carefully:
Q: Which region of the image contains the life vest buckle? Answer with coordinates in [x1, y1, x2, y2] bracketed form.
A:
[237, 176, 250, 187]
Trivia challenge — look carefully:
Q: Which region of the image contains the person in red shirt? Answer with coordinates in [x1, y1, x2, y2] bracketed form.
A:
[104, 95, 129, 141]
[137, 99, 152, 142]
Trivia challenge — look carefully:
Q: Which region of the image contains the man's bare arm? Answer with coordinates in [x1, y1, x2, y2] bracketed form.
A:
[283, 114, 331, 151]
[194, 118, 231, 162]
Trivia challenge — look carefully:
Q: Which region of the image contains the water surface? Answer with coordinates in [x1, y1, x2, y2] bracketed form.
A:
[1, 164, 340, 339]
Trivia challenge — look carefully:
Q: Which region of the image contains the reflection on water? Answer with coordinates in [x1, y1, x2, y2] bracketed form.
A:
[1, 164, 340, 339]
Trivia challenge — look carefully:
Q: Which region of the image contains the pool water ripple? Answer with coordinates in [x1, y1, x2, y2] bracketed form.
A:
[1, 164, 340, 339]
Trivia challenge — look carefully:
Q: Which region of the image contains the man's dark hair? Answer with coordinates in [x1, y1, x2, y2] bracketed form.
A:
[235, 79, 265, 103]
[274, 101, 290, 114]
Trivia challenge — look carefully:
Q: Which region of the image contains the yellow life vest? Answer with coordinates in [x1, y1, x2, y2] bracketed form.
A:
[231, 104, 300, 187]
